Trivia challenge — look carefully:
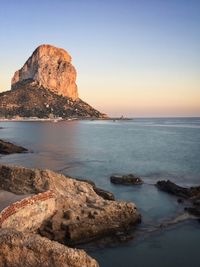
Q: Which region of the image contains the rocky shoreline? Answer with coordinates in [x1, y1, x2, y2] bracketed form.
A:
[0, 164, 141, 266]
[156, 180, 200, 218]
[0, 141, 199, 266]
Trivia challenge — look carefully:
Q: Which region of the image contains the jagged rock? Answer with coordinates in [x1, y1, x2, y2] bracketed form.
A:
[0, 229, 98, 267]
[0, 164, 141, 245]
[0, 139, 28, 155]
[0, 45, 107, 119]
[110, 174, 143, 185]
[156, 180, 200, 219]
[12, 44, 78, 100]
[156, 180, 192, 198]
[74, 178, 115, 200]
[93, 186, 115, 201]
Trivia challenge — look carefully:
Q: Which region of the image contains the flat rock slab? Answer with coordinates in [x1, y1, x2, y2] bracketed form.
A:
[110, 174, 143, 185]
[0, 139, 28, 155]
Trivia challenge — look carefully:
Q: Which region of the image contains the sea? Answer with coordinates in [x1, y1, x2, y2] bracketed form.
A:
[0, 117, 200, 267]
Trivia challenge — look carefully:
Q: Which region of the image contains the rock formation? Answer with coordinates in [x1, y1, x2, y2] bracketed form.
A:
[0, 86, 104, 119]
[0, 164, 141, 245]
[0, 139, 28, 155]
[0, 229, 99, 267]
[12, 44, 78, 100]
[110, 174, 143, 185]
[156, 180, 200, 219]
[0, 44, 107, 119]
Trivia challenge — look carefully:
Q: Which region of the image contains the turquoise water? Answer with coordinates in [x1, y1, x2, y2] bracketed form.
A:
[0, 118, 200, 266]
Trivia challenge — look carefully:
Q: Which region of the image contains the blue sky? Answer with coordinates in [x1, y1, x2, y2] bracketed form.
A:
[0, 0, 200, 116]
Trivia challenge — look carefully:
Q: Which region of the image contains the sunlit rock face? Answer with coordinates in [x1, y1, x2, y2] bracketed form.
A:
[11, 44, 78, 100]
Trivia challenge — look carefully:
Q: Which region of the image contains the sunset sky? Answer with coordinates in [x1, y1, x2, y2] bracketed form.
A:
[0, 0, 199, 117]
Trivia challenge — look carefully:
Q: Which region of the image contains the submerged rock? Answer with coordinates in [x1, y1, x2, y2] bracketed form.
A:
[0, 229, 99, 267]
[110, 174, 143, 185]
[0, 139, 28, 155]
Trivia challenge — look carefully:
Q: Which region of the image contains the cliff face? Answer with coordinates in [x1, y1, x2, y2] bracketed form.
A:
[0, 44, 106, 119]
[11, 44, 78, 100]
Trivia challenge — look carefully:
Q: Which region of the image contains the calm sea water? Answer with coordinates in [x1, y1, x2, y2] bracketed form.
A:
[0, 118, 200, 267]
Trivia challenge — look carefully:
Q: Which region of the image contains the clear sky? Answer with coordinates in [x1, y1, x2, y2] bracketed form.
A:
[0, 0, 200, 117]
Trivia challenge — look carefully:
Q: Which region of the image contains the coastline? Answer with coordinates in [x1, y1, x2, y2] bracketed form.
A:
[0, 118, 199, 267]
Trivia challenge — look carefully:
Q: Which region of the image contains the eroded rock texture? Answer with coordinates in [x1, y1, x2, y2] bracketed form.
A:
[11, 44, 78, 100]
[0, 229, 99, 267]
[0, 164, 141, 244]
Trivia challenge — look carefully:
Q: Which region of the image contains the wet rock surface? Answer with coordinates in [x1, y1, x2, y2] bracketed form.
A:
[156, 180, 192, 198]
[0, 139, 28, 155]
[110, 174, 143, 185]
[157, 180, 200, 219]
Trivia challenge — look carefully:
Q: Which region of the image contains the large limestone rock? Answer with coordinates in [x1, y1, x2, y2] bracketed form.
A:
[11, 44, 78, 100]
[0, 229, 99, 267]
[0, 44, 107, 119]
[0, 164, 141, 245]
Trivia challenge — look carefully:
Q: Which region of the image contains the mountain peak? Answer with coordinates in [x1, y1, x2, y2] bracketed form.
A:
[11, 44, 78, 100]
[0, 45, 107, 119]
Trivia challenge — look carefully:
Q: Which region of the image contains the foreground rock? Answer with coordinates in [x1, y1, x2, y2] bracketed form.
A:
[0, 139, 28, 155]
[156, 180, 200, 219]
[110, 174, 143, 185]
[0, 229, 98, 267]
[0, 164, 141, 245]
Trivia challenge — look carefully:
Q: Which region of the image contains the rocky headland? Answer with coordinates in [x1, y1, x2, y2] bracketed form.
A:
[0, 164, 141, 266]
[0, 44, 107, 119]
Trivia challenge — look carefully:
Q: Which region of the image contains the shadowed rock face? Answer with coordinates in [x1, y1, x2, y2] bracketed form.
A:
[156, 180, 200, 219]
[0, 139, 28, 155]
[11, 44, 78, 100]
[0, 229, 99, 267]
